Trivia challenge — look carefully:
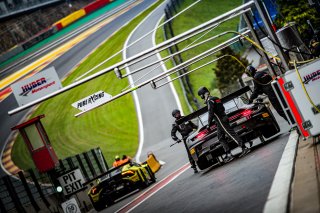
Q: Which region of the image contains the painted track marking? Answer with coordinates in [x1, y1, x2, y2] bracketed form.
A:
[116, 163, 189, 213]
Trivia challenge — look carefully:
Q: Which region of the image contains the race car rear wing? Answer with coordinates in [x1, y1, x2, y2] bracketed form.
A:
[176, 86, 251, 125]
[82, 161, 131, 186]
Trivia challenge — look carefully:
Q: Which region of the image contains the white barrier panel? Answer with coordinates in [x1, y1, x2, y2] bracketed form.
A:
[283, 59, 320, 136]
[58, 168, 85, 196]
[61, 198, 81, 213]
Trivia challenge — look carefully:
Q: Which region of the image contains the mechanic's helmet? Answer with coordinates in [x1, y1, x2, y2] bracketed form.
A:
[246, 65, 257, 77]
[115, 155, 120, 161]
[172, 109, 181, 118]
[197, 86, 210, 99]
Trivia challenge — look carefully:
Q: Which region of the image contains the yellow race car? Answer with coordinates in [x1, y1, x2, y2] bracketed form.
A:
[88, 162, 156, 211]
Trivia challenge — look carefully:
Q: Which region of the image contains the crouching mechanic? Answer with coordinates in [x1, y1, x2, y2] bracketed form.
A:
[171, 109, 199, 173]
[198, 86, 251, 162]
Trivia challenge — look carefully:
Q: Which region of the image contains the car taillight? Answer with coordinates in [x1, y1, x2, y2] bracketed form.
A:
[196, 129, 208, 140]
[122, 170, 135, 177]
[241, 109, 252, 117]
[91, 187, 98, 195]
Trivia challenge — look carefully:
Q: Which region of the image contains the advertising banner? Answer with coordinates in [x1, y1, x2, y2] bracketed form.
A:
[11, 67, 62, 106]
[72, 90, 112, 112]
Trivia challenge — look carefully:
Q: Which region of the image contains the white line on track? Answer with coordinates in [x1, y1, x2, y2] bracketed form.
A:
[123, 0, 168, 163]
[115, 163, 189, 213]
[153, 15, 183, 114]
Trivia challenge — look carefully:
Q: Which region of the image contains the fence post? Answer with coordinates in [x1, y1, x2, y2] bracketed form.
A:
[176, 0, 181, 7]
[84, 152, 96, 178]
[3, 176, 26, 213]
[0, 194, 6, 212]
[59, 159, 66, 171]
[171, 0, 177, 13]
[163, 2, 200, 109]
[76, 154, 89, 180]
[91, 149, 104, 174]
[18, 171, 40, 212]
[28, 169, 51, 208]
[166, 5, 173, 21]
[66, 157, 75, 169]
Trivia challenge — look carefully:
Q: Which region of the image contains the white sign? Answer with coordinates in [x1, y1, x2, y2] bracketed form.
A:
[61, 198, 81, 213]
[11, 67, 62, 106]
[58, 169, 85, 196]
[72, 90, 112, 112]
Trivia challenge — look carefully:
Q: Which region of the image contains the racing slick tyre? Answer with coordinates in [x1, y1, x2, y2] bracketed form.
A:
[101, 190, 115, 207]
[196, 157, 211, 170]
[260, 123, 280, 138]
[138, 169, 150, 188]
[146, 165, 156, 183]
[259, 134, 266, 143]
[261, 109, 280, 138]
[92, 200, 106, 212]
[105, 196, 115, 207]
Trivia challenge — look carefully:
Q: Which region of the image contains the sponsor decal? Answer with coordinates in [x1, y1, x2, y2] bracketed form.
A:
[303, 69, 320, 84]
[76, 91, 105, 109]
[72, 91, 112, 112]
[19, 77, 56, 96]
[11, 67, 62, 106]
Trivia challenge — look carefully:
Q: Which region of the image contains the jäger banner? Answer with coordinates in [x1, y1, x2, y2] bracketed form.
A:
[11, 67, 63, 106]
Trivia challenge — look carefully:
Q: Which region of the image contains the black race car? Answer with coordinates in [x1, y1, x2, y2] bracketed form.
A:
[176, 86, 280, 170]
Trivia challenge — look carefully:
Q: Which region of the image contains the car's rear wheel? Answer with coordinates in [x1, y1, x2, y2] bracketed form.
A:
[138, 169, 149, 188]
[146, 165, 156, 183]
[196, 157, 211, 170]
[92, 200, 106, 212]
[261, 109, 281, 138]
[99, 190, 115, 207]
[261, 123, 280, 138]
[259, 133, 266, 143]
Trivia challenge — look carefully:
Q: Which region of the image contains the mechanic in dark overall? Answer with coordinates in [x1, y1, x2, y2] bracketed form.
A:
[198, 87, 251, 162]
[171, 109, 199, 173]
[246, 65, 289, 123]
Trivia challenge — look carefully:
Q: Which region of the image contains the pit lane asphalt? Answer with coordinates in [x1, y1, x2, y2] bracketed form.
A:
[0, 0, 158, 176]
[99, 0, 292, 212]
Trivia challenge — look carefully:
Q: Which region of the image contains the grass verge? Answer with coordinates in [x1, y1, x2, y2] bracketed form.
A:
[11, 0, 164, 169]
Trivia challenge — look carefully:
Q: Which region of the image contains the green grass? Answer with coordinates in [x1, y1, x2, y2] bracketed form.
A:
[157, 0, 242, 109]
[12, 0, 164, 170]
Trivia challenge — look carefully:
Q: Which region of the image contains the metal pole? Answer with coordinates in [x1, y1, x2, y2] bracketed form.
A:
[153, 40, 241, 84]
[8, 2, 255, 115]
[118, 8, 250, 73]
[155, 55, 235, 89]
[74, 35, 245, 117]
[254, 0, 290, 73]
[243, 11, 276, 76]
[122, 30, 245, 78]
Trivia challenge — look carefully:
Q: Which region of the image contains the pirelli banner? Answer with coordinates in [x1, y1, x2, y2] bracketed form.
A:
[11, 67, 62, 106]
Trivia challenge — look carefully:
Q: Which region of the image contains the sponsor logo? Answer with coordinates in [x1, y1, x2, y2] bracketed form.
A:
[19, 77, 56, 96]
[303, 70, 320, 84]
[77, 91, 105, 109]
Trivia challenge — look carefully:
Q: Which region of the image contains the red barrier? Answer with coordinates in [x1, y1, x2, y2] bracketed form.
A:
[54, 22, 63, 31]
[84, 0, 110, 14]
